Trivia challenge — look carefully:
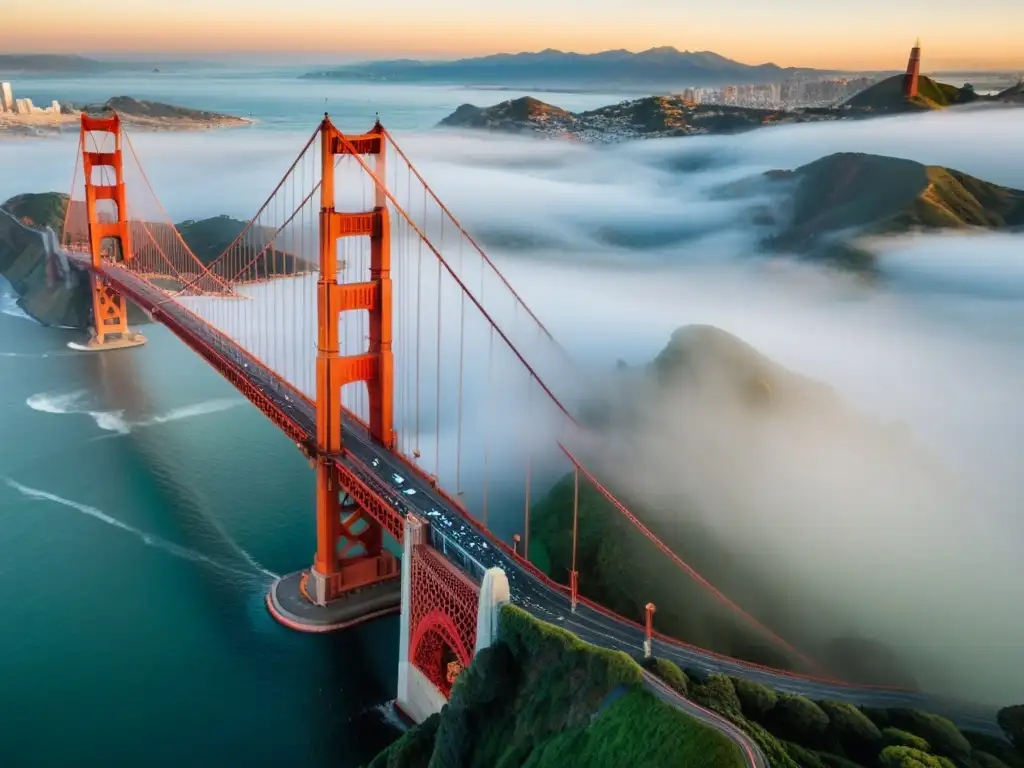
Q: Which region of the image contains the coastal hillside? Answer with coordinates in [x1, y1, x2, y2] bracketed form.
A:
[368, 605, 1024, 767]
[79, 96, 250, 129]
[751, 152, 1024, 265]
[0, 192, 308, 328]
[439, 95, 813, 141]
[532, 324, 948, 684]
[303, 46, 831, 88]
[369, 605, 748, 767]
[843, 74, 974, 111]
[439, 97, 575, 132]
[0, 54, 110, 73]
[996, 81, 1024, 103]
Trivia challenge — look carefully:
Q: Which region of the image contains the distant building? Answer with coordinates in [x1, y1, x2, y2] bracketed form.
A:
[0, 82, 13, 113]
[15, 98, 34, 114]
[904, 38, 922, 98]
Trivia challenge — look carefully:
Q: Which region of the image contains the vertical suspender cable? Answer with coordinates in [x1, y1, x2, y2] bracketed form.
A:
[483, 325, 493, 529]
[455, 237, 465, 494]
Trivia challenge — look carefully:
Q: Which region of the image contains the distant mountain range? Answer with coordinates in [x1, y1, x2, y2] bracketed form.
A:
[0, 55, 114, 73]
[302, 47, 837, 88]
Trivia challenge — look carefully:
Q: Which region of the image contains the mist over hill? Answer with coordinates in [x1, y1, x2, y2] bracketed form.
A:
[303, 46, 835, 89]
[2, 104, 1023, 705]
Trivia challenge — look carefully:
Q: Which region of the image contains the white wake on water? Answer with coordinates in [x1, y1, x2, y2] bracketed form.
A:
[26, 392, 244, 436]
[3, 478, 268, 581]
[0, 290, 38, 324]
[26, 390, 131, 434]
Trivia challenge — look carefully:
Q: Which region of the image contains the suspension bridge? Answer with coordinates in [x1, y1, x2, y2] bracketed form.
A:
[56, 111, 1000, 734]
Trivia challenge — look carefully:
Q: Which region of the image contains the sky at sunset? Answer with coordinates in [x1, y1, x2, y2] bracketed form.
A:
[5, 0, 1024, 71]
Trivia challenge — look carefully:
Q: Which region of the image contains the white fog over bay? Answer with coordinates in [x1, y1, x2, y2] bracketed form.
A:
[2, 101, 1023, 705]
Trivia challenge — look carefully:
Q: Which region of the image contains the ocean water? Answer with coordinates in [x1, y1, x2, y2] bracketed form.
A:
[10, 68, 642, 131]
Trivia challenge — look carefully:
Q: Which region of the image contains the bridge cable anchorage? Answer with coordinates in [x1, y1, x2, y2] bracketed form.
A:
[557, 441, 830, 677]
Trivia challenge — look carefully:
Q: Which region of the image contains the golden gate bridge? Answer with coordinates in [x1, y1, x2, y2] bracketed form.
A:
[54, 112, 1000, 732]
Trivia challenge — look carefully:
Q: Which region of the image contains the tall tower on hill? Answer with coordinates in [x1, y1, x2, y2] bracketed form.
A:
[903, 38, 922, 98]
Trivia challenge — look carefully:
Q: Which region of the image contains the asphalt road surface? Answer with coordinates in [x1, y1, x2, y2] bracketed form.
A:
[92, 263, 1006, 740]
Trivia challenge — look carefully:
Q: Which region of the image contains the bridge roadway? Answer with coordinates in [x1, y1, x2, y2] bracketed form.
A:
[87, 261, 1004, 740]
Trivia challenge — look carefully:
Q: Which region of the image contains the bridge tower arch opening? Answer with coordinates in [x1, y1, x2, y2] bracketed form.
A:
[79, 113, 146, 351]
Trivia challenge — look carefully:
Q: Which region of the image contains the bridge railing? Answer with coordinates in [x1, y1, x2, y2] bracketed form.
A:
[428, 523, 488, 585]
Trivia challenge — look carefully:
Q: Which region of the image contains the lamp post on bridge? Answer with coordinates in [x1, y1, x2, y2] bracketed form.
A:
[512, 534, 521, 556]
[644, 602, 656, 660]
[570, 464, 579, 614]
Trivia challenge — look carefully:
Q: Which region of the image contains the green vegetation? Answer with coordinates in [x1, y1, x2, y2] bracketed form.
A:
[844, 74, 974, 112]
[0, 190, 310, 328]
[642, 656, 688, 697]
[637, 656, 1015, 768]
[368, 605, 747, 768]
[883, 728, 932, 751]
[0, 192, 95, 328]
[997, 705, 1024, 754]
[878, 746, 956, 768]
[1, 192, 70, 231]
[760, 152, 1024, 269]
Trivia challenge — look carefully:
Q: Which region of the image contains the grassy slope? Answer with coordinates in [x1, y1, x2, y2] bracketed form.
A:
[763, 152, 1024, 265]
[845, 74, 965, 112]
[645, 658, 1019, 768]
[368, 605, 746, 768]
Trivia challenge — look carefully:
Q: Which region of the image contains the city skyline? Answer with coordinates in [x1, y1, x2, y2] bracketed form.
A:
[4, 0, 1024, 71]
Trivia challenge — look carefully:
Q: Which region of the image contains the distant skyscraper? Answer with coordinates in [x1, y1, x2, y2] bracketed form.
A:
[903, 38, 922, 99]
[0, 82, 13, 113]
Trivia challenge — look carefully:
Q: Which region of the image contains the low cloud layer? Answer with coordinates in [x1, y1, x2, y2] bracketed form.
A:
[3, 104, 1023, 705]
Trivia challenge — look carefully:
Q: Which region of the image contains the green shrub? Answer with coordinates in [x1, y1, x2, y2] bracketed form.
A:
[883, 727, 932, 752]
[886, 708, 972, 763]
[690, 673, 742, 718]
[998, 706, 1024, 754]
[972, 752, 1012, 768]
[964, 730, 1024, 768]
[732, 677, 777, 719]
[736, 719, 800, 768]
[879, 746, 956, 768]
[767, 694, 830, 744]
[642, 657, 688, 697]
[817, 700, 882, 755]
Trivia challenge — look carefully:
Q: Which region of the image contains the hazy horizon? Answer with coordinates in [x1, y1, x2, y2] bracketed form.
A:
[5, 0, 1024, 71]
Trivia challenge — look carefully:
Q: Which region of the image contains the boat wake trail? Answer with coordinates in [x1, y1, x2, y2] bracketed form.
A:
[27, 392, 244, 437]
[3, 478, 271, 582]
[26, 390, 130, 434]
[0, 291, 38, 324]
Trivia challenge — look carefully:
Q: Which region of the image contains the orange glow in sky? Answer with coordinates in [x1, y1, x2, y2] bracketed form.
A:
[4, 0, 1024, 71]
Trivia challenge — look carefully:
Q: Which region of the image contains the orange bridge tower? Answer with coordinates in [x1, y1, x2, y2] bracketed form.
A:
[80, 113, 146, 351]
[904, 38, 922, 99]
[267, 116, 405, 631]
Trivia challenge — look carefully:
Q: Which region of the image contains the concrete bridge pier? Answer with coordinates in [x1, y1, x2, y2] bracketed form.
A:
[396, 514, 510, 724]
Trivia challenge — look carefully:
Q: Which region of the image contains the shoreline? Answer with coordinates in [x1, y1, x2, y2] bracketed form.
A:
[0, 114, 255, 140]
